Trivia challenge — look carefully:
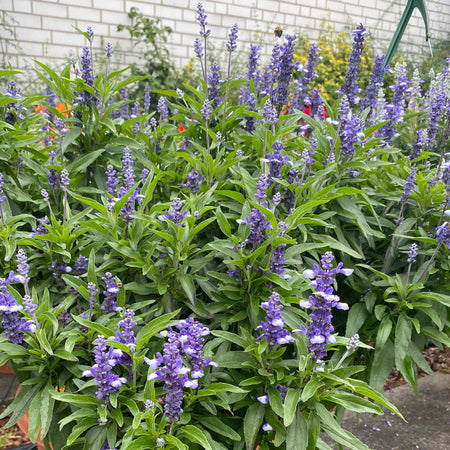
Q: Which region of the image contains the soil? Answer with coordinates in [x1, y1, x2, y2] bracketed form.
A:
[0, 411, 30, 449]
[384, 345, 450, 390]
[1, 347, 449, 449]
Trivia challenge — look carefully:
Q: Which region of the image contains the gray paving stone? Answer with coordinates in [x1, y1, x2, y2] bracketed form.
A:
[324, 372, 450, 449]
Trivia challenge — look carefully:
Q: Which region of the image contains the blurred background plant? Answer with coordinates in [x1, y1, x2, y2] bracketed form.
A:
[117, 7, 179, 106]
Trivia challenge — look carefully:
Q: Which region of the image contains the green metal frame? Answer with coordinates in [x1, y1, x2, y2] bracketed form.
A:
[384, 0, 432, 68]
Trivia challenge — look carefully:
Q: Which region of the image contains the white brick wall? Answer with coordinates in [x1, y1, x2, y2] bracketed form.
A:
[1, 0, 449, 73]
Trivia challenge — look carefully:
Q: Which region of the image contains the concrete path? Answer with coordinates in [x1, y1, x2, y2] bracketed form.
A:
[329, 372, 450, 449]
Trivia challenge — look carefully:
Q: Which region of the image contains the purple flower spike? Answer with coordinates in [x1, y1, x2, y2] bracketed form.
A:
[269, 222, 288, 278]
[264, 141, 290, 182]
[79, 46, 98, 106]
[436, 222, 450, 247]
[179, 169, 204, 193]
[112, 309, 137, 365]
[208, 62, 222, 109]
[262, 98, 278, 125]
[87, 282, 98, 320]
[87, 26, 94, 42]
[255, 174, 270, 206]
[194, 37, 203, 58]
[145, 318, 213, 423]
[0, 172, 5, 204]
[226, 23, 238, 52]
[0, 275, 33, 344]
[105, 42, 114, 58]
[60, 169, 70, 192]
[23, 295, 37, 315]
[400, 166, 417, 204]
[299, 252, 353, 362]
[82, 335, 127, 403]
[201, 98, 212, 121]
[339, 24, 368, 105]
[360, 54, 387, 119]
[274, 34, 297, 108]
[157, 97, 169, 121]
[16, 249, 29, 279]
[381, 65, 409, 143]
[101, 273, 119, 312]
[144, 82, 151, 112]
[407, 243, 418, 263]
[159, 197, 188, 226]
[196, 3, 210, 37]
[105, 165, 119, 196]
[73, 255, 88, 276]
[246, 44, 261, 91]
[256, 292, 294, 347]
[291, 43, 319, 112]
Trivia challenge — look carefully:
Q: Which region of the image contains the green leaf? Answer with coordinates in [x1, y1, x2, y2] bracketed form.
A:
[66, 418, 99, 446]
[315, 403, 369, 450]
[213, 351, 252, 369]
[301, 377, 324, 402]
[27, 390, 42, 443]
[307, 412, 320, 450]
[72, 316, 114, 338]
[83, 425, 108, 450]
[178, 273, 196, 305]
[370, 339, 395, 392]
[268, 388, 284, 418]
[286, 410, 308, 450]
[40, 385, 55, 439]
[196, 383, 247, 397]
[375, 317, 392, 351]
[165, 435, 189, 450]
[321, 392, 382, 414]
[216, 207, 231, 237]
[395, 314, 412, 368]
[284, 388, 301, 427]
[345, 303, 368, 337]
[136, 310, 180, 352]
[422, 326, 450, 347]
[50, 392, 99, 406]
[68, 149, 104, 174]
[180, 425, 212, 450]
[201, 417, 241, 441]
[211, 330, 247, 348]
[350, 379, 405, 419]
[61, 127, 82, 152]
[69, 191, 107, 216]
[3, 383, 43, 427]
[54, 349, 79, 361]
[244, 402, 265, 450]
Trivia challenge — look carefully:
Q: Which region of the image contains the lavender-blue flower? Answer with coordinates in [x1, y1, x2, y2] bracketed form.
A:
[256, 292, 294, 347]
[339, 24, 368, 104]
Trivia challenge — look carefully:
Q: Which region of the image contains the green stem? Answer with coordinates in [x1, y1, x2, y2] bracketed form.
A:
[63, 191, 67, 228]
[334, 350, 350, 370]
[416, 243, 441, 284]
[205, 119, 210, 155]
[101, 57, 110, 115]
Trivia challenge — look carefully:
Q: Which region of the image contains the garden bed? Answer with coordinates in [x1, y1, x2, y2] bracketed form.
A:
[2, 346, 449, 449]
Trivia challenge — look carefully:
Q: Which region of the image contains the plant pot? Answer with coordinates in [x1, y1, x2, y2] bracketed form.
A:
[0, 362, 15, 374]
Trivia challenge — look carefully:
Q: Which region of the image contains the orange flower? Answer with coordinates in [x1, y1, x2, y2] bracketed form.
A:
[178, 125, 185, 132]
[57, 103, 72, 117]
[35, 105, 45, 113]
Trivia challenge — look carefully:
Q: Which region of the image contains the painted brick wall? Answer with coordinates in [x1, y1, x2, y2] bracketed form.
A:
[1, 0, 449, 73]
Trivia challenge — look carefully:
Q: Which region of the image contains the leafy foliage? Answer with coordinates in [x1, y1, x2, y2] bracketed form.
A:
[0, 6, 449, 450]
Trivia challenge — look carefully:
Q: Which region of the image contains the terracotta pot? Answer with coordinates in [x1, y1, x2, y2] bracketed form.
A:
[0, 362, 15, 374]
[15, 387, 53, 450]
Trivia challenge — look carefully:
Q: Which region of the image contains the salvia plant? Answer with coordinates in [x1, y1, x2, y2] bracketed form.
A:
[0, 4, 449, 450]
